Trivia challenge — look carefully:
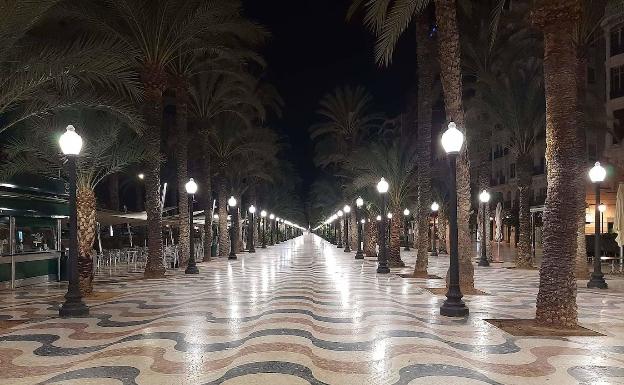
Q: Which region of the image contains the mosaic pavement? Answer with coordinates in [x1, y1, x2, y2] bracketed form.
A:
[1, 234, 624, 384]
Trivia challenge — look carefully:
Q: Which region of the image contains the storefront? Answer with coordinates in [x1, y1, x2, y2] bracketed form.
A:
[0, 175, 67, 289]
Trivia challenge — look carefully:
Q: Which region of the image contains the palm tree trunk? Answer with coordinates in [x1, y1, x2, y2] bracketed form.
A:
[575, 53, 589, 279]
[77, 185, 96, 296]
[364, 219, 377, 257]
[236, 206, 243, 252]
[218, 176, 229, 256]
[201, 134, 212, 261]
[414, 15, 435, 276]
[477, 124, 492, 260]
[141, 66, 166, 278]
[434, 0, 474, 289]
[107, 173, 120, 211]
[388, 216, 405, 267]
[438, 209, 448, 254]
[175, 86, 189, 267]
[533, 1, 582, 328]
[516, 155, 533, 268]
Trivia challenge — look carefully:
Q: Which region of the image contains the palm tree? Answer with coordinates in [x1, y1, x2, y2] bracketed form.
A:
[66, 0, 265, 278]
[310, 85, 384, 171]
[346, 139, 418, 267]
[473, 61, 545, 268]
[533, 0, 583, 328]
[0, 110, 146, 295]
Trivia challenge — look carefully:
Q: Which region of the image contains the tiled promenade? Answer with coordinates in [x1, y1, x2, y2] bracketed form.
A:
[1, 234, 624, 384]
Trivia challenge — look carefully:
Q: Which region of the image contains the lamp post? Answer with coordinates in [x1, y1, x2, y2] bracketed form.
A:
[248, 205, 256, 253]
[269, 213, 275, 245]
[403, 208, 411, 251]
[430, 202, 439, 256]
[355, 197, 364, 259]
[439, 122, 469, 317]
[228, 196, 237, 259]
[58, 125, 89, 317]
[599, 203, 606, 235]
[343, 205, 351, 252]
[184, 178, 199, 274]
[261, 210, 267, 248]
[588, 161, 608, 289]
[478, 190, 491, 267]
[377, 177, 390, 274]
[337, 210, 344, 248]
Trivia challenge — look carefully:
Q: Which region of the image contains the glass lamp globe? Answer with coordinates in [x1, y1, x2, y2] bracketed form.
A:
[276, 216, 281, 221]
[479, 190, 491, 203]
[377, 177, 389, 193]
[185, 178, 198, 194]
[441, 122, 464, 154]
[376, 215, 382, 221]
[228, 196, 237, 207]
[589, 161, 607, 183]
[387, 212, 393, 219]
[403, 208, 410, 216]
[269, 213, 275, 220]
[431, 202, 440, 212]
[59, 125, 83, 155]
[343, 205, 351, 213]
[261, 210, 267, 218]
[337, 210, 343, 217]
[599, 203, 607, 213]
[138, 173, 145, 180]
[356, 197, 364, 207]
[213, 214, 219, 220]
[248, 205, 256, 214]
[360, 219, 365, 224]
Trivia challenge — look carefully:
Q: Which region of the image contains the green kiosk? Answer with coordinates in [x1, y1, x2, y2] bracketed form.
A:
[0, 175, 68, 289]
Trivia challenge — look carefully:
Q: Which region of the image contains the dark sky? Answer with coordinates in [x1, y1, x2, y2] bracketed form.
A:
[243, 0, 417, 197]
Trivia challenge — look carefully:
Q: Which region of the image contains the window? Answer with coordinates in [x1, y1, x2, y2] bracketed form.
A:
[611, 65, 624, 99]
[611, 23, 624, 56]
[510, 163, 516, 179]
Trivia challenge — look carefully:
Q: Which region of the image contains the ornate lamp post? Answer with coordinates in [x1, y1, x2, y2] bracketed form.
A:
[599, 203, 606, 235]
[337, 210, 344, 248]
[588, 161, 608, 289]
[430, 202, 439, 256]
[343, 205, 351, 252]
[184, 178, 199, 274]
[478, 190, 491, 267]
[275, 217, 281, 244]
[58, 125, 89, 317]
[377, 177, 390, 274]
[269, 213, 275, 245]
[248, 205, 256, 253]
[403, 208, 411, 251]
[228, 196, 237, 259]
[355, 197, 364, 259]
[439, 122, 469, 317]
[261, 210, 267, 248]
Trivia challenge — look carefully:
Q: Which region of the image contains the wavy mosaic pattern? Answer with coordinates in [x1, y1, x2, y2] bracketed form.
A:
[1, 234, 624, 384]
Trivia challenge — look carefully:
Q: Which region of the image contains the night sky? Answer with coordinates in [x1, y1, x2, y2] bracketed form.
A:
[243, 0, 417, 197]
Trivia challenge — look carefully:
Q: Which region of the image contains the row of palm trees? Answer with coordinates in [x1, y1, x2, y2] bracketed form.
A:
[311, 0, 605, 328]
[0, 0, 306, 294]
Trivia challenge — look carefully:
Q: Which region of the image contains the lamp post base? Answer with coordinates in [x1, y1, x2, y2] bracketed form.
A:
[440, 299, 469, 317]
[249, 248, 256, 253]
[59, 297, 89, 318]
[355, 250, 364, 259]
[185, 264, 199, 274]
[478, 257, 490, 267]
[344, 246, 351, 252]
[587, 273, 608, 289]
[228, 253, 237, 260]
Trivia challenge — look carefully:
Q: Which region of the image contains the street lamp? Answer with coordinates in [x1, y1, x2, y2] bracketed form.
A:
[248, 205, 256, 253]
[377, 177, 390, 274]
[355, 197, 364, 259]
[588, 161, 608, 289]
[137, 173, 145, 180]
[343, 205, 351, 252]
[403, 208, 411, 251]
[599, 203, 607, 235]
[184, 178, 199, 274]
[58, 125, 89, 317]
[478, 189, 491, 267]
[337, 210, 344, 248]
[439, 121, 469, 317]
[228, 196, 237, 259]
[261, 210, 267, 248]
[430, 202, 439, 256]
[269, 213, 275, 245]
